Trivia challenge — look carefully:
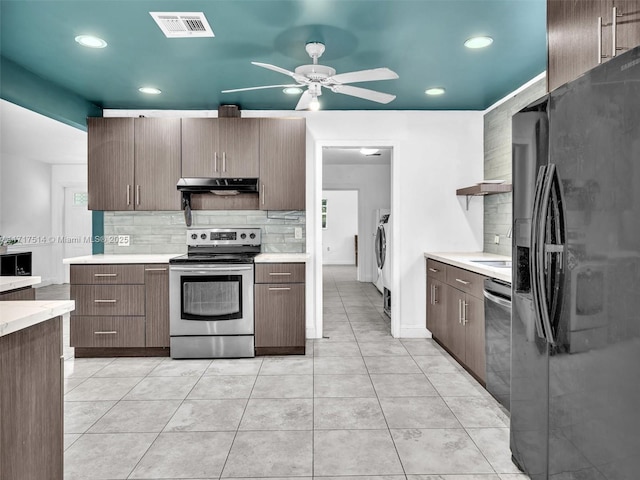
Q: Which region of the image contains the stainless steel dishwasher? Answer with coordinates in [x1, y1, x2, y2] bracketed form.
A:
[484, 278, 512, 411]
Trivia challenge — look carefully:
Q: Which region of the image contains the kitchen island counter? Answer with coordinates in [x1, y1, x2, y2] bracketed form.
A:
[0, 275, 41, 292]
[424, 251, 511, 283]
[0, 300, 75, 337]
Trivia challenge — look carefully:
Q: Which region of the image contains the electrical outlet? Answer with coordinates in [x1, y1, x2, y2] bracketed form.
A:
[294, 227, 302, 239]
[118, 235, 130, 247]
[494, 235, 500, 244]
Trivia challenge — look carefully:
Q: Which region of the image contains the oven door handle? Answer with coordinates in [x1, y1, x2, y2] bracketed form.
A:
[170, 266, 253, 272]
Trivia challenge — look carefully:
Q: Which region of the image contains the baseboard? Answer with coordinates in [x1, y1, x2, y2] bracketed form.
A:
[399, 326, 431, 338]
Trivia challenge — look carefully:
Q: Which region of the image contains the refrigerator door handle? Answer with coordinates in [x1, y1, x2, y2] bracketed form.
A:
[530, 165, 549, 341]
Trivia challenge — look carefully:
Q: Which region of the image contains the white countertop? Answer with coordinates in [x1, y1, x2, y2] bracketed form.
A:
[0, 300, 75, 337]
[255, 253, 310, 263]
[424, 251, 512, 283]
[0, 276, 42, 293]
[63, 254, 182, 264]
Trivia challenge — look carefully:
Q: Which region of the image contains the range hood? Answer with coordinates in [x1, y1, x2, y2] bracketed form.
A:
[176, 177, 259, 194]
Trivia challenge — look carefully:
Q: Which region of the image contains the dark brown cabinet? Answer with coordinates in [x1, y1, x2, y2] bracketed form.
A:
[181, 118, 260, 178]
[70, 263, 170, 356]
[0, 286, 35, 300]
[88, 117, 181, 211]
[426, 259, 486, 383]
[254, 263, 306, 355]
[144, 264, 170, 348]
[1, 317, 63, 480]
[259, 118, 306, 211]
[547, 0, 640, 91]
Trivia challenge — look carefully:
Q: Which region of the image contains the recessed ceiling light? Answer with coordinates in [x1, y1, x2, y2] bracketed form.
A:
[75, 35, 107, 49]
[464, 36, 493, 49]
[283, 87, 303, 95]
[360, 148, 380, 155]
[138, 87, 162, 95]
[425, 87, 446, 96]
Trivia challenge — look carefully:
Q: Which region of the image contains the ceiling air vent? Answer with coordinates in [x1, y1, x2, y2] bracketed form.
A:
[149, 12, 214, 38]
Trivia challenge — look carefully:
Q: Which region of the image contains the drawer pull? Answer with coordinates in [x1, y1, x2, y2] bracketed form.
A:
[145, 268, 167, 271]
[455, 278, 470, 285]
[269, 272, 292, 276]
[269, 287, 291, 291]
[428, 268, 439, 273]
[94, 331, 117, 335]
[94, 299, 117, 303]
[94, 273, 118, 277]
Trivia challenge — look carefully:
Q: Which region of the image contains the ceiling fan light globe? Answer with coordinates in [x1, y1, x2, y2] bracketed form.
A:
[309, 97, 320, 111]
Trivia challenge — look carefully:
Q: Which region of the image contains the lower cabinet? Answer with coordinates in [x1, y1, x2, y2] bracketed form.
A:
[0, 286, 36, 300]
[254, 263, 306, 355]
[426, 259, 486, 383]
[0, 317, 63, 479]
[70, 263, 169, 356]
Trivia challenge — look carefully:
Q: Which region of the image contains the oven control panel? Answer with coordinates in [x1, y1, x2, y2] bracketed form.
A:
[186, 228, 262, 247]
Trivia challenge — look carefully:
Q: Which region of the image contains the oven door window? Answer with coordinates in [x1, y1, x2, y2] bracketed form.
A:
[181, 275, 243, 321]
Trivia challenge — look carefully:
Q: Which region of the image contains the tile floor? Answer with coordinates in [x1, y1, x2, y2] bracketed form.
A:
[40, 266, 530, 479]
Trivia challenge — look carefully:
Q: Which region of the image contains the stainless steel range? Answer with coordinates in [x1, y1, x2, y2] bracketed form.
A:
[169, 227, 261, 359]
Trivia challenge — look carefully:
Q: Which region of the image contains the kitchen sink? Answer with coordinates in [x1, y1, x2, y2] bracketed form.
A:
[469, 260, 512, 268]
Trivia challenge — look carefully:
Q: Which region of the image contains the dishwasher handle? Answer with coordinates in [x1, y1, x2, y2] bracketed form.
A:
[483, 289, 512, 309]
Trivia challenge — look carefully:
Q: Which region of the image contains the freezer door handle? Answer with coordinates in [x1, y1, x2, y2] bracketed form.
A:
[530, 165, 548, 341]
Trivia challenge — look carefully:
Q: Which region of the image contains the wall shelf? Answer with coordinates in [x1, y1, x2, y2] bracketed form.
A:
[457, 183, 512, 210]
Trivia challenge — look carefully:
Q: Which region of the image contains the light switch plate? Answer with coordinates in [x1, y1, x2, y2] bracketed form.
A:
[118, 235, 130, 247]
[294, 227, 302, 239]
[494, 235, 500, 244]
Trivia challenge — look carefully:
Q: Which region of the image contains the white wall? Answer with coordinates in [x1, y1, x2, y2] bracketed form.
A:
[106, 109, 485, 339]
[322, 190, 358, 265]
[0, 153, 54, 282]
[323, 163, 390, 281]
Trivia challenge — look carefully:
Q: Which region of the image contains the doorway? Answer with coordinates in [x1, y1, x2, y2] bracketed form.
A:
[322, 190, 359, 266]
[319, 146, 393, 337]
[63, 186, 92, 282]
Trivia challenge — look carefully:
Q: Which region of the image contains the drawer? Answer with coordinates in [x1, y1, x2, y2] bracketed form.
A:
[71, 285, 145, 316]
[255, 263, 305, 284]
[426, 259, 446, 282]
[446, 265, 485, 298]
[70, 316, 145, 347]
[70, 264, 145, 285]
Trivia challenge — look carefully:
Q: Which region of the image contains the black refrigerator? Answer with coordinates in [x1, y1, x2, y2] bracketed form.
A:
[511, 45, 640, 480]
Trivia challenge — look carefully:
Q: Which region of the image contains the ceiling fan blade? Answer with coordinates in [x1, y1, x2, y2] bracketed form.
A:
[295, 90, 313, 110]
[251, 62, 308, 83]
[330, 85, 396, 104]
[329, 67, 399, 85]
[221, 84, 300, 93]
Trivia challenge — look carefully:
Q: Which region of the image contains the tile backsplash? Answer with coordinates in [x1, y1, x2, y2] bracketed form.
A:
[103, 210, 305, 254]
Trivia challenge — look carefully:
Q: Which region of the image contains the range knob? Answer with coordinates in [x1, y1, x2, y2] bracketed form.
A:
[250, 233, 256, 239]
[240, 233, 247, 239]
[200, 233, 207, 240]
[191, 233, 198, 240]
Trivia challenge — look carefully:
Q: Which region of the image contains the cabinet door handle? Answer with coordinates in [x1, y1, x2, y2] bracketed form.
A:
[261, 183, 266, 205]
[428, 267, 439, 273]
[462, 301, 468, 325]
[94, 299, 117, 303]
[269, 272, 292, 276]
[598, 16, 606, 64]
[126, 185, 131, 205]
[145, 268, 167, 271]
[136, 185, 140, 206]
[269, 287, 291, 291]
[94, 331, 117, 335]
[214, 152, 218, 173]
[612, 6, 624, 58]
[455, 278, 470, 285]
[222, 152, 227, 172]
[458, 298, 462, 324]
[433, 285, 438, 304]
[94, 273, 117, 277]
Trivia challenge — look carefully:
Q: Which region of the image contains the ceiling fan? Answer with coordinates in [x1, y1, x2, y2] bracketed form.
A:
[221, 42, 399, 110]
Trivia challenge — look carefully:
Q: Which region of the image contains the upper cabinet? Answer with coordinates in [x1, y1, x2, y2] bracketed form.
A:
[547, 0, 640, 92]
[88, 117, 181, 211]
[181, 118, 260, 178]
[259, 118, 306, 211]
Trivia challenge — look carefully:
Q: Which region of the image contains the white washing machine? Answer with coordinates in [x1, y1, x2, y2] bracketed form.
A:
[374, 210, 390, 293]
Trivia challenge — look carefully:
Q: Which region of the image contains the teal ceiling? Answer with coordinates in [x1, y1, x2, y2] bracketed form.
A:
[0, 0, 547, 112]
